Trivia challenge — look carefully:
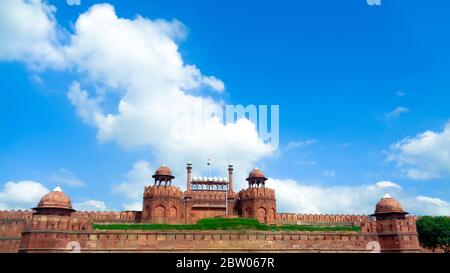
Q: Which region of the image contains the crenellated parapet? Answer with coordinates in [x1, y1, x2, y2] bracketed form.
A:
[143, 185, 183, 199]
[0, 210, 33, 220]
[73, 211, 141, 223]
[239, 187, 275, 201]
[276, 213, 370, 224]
[29, 214, 92, 231]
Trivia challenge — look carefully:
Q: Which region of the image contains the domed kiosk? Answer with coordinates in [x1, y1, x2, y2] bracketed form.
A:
[152, 164, 175, 186]
[33, 186, 75, 216]
[372, 193, 408, 220]
[246, 167, 268, 188]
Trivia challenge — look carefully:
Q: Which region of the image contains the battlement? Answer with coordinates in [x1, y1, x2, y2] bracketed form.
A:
[276, 213, 370, 224]
[29, 214, 93, 231]
[0, 210, 33, 220]
[73, 211, 141, 223]
[239, 187, 275, 200]
[143, 185, 183, 199]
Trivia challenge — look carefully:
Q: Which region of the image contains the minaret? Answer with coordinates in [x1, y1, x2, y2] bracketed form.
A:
[228, 163, 234, 193]
[186, 161, 192, 193]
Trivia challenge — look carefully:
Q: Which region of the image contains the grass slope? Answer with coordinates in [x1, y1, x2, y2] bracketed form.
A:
[93, 217, 361, 232]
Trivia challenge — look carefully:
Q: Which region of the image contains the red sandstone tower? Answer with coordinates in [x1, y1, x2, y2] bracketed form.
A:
[141, 165, 183, 224]
[371, 193, 421, 252]
[238, 168, 276, 224]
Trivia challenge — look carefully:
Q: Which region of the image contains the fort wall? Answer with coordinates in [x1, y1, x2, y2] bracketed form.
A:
[0, 219, 27, 253]
[0, 210, 422, 253]
[18, 229, 381, 253]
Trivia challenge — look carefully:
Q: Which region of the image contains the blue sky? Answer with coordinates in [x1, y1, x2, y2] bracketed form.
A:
[0, 0, 449, 215]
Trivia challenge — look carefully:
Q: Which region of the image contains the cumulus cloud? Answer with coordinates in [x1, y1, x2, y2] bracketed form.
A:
[66, 0, 81, 6]
[0, 1, 273, 185]
[65, 4, 272, 184]
[67, 81, 103, 126]
[389, 121, 450, 180]
[269, 178, 449, 216]
[62, 5, 271, 180]
[413, 196, 450, 216]
[0, 0, 65, 68]
[73, 199, 107, 211]
[112, 161, 152, 210]
[0, 180, 49, 210]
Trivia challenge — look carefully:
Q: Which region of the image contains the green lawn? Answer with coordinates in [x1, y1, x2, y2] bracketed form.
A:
[92, 217, 361, 232]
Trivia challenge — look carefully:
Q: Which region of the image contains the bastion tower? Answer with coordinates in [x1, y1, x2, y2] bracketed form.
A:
[141, 165, 183, 224]
[238, 168, 276, 224]
[371, 193, 420, 252]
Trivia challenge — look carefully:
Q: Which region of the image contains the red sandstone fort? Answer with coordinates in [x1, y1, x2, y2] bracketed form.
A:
[0, 163, 421, 252]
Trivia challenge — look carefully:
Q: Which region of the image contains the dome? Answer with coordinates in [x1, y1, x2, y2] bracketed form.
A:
[35, 187, 74, 211]
[374, 194, 406, 215]
[153, 164, 174, 177]
[247, 167, 267, 180]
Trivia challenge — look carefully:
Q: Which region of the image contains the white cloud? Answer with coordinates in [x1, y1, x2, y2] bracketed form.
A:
[50, 168, 85, 187]
[0, 180, 49, 210]
[113, 161, 152, 210]
[374, 180, 402, 189]
[122, 202, 142, 211]
[416, 195, 447, 206]
[389, 121, 450, 180]
[67, 81, 103, 126]
[67, 0, 81, 6]
[74, 199, 107, 211]
[385, 106, 410, 120]
[286, 139, 317, 150]
[322, 169, 335, 177]
[0, 3, 274, 185]
[269, 178, 449, 216]
[294, 160, 317, 166]
[413, 196, 450, 215]
[62, 4, 272, 184]
[0, 0, 65, 69]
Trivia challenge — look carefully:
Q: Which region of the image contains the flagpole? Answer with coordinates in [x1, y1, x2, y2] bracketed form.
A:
[207, 158, 211, 178]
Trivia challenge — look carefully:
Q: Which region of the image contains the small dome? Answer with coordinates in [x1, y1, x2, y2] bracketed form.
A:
[374, 194, 406, 215]
[247, 167, 267, 180]
[35, 187, 73, 210]
[154, 165, 173, 177]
